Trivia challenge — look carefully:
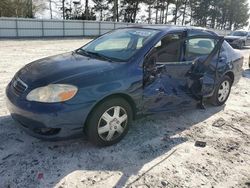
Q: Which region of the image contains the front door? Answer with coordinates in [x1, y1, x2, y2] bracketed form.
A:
[143, 32, 224, 113]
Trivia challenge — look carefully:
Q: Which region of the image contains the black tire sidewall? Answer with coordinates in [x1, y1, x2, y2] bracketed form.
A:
[211, 75, 232, 106]
[86, 97, 132, 146]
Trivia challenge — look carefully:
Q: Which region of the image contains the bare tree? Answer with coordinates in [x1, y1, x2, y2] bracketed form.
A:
[144, 0, 155, 24]
[113, 0, 118, 22]
[49, 0, 53, 19]
[85, 0, 89, 20]
[0, 0, 45, 18]
[62, 0, 65, 19]
[93, 0, 108, 21]
[172, 0, 184, 25]
[181, 0, 188, 25]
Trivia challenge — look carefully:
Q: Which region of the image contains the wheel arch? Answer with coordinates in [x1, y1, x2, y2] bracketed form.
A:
[224, 71, 234, 84]
[84, 93, 137, 130]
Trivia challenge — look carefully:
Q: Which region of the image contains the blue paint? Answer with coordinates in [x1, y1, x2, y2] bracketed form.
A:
[5, 26, 243, 140]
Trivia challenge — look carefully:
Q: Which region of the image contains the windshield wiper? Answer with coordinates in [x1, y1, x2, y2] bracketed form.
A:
[75, 49, 114, 62]
[75, 48, 92, 57]
[86, 51, 114, 62]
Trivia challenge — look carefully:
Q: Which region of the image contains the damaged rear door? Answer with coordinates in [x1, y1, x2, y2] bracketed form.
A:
[143, 31, 224, 113]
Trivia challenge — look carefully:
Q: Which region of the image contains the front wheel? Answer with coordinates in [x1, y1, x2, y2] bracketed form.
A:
[210, 75, 232, 106]
[86, 97, 132, 146]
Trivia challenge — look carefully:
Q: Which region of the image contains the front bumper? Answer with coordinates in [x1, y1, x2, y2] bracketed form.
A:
[6, 84, 93, 141]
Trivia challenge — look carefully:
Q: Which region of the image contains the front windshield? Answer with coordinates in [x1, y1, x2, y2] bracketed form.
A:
[79, 28, 159, 62]
[230, 31, 248, 37]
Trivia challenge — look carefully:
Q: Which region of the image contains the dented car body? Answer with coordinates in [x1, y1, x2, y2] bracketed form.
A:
[6, 26, 243, 145]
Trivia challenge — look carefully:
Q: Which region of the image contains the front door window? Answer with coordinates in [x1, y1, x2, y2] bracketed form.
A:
[143, 33, 183, 86]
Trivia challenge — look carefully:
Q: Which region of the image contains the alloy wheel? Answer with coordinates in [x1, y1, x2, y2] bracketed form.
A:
[218, 80, 230, 102]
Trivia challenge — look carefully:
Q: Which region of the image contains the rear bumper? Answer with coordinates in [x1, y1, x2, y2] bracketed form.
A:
[5, 85, 93, 141]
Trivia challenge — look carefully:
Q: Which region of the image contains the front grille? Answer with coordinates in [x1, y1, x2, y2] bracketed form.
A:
[11, 77, 28, 96]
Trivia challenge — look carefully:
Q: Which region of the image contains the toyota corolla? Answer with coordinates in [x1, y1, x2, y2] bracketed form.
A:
[6, 26, 243, 146]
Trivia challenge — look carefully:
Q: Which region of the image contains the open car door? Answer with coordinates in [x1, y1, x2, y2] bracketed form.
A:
[143, 31, 224, 113]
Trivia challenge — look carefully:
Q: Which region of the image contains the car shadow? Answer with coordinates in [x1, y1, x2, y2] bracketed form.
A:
[243, 69, 250, 79]
[0, 104, 225, 188]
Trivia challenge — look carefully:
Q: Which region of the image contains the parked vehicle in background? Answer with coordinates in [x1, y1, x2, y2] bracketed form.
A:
[225, 30, 250, 49]
[6, 26, 244, 146]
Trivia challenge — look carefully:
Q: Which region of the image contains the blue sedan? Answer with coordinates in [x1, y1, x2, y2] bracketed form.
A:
[6, 26, 243, 146]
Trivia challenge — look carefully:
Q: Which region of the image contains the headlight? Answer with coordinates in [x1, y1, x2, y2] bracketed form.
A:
[26, 84, 78, 103]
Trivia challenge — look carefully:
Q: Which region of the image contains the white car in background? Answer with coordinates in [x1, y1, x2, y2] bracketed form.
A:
[225, 30, 250, 49]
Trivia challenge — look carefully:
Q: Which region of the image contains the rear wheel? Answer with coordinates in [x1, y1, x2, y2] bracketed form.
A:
[86, 97, 132, 146]
[210, 76, 232, 106]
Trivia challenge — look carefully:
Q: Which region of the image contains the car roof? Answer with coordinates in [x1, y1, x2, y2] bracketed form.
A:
[124, 25, 217, 35]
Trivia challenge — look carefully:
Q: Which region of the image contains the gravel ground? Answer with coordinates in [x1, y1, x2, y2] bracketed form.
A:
[0, 39, 250, 188]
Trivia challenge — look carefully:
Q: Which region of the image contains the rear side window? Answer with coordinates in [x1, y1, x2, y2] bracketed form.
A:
[186, 38, 216, 59]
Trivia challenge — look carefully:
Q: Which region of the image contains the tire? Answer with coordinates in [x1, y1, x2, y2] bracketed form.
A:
[210, 75, 232, 106]
[86, 97, 132, 146]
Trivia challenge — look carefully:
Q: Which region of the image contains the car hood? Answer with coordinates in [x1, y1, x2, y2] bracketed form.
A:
[225, 36, 245, 40]
[16, 52, 118, 86]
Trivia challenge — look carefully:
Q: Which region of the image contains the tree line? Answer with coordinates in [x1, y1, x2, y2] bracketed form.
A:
[0, 0, 45, 18]
[0, 0, 249, 30]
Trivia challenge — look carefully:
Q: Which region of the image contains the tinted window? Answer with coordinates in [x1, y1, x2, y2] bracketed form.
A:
[150, 33, 182, 63]
[230, 31, 248, 36]
[186, 38, 216, 60]
[188, 29, 214, 37]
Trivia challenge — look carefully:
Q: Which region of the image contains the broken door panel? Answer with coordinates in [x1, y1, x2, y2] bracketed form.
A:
[143, 33, 224, 113]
